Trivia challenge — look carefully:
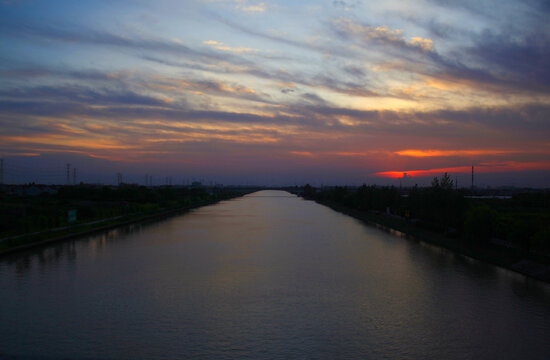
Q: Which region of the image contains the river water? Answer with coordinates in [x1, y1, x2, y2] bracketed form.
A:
[1, 190, 549, 359]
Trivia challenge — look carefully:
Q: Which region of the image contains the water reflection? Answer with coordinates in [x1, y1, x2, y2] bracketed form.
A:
[8, 241, 77, 278]
[0, 190, 549, 359]
[4, 222, 153, 277]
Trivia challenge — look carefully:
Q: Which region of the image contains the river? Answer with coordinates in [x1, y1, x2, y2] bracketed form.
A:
[1, 190, 549, 359]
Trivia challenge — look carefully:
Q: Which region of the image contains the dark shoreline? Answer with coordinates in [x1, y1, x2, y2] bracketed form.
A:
[0, 196, 243, 257]
[309, 197, 550, 284]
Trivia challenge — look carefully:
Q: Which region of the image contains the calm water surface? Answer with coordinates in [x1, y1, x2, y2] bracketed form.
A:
[1, 190, 549, 359]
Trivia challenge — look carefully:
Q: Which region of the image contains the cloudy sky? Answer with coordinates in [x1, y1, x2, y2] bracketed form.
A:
[1, 0, 549, 186]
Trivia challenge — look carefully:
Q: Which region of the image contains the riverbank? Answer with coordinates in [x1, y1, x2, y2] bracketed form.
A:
[311, 198, 550, 284]
[0, 192, 247, 256]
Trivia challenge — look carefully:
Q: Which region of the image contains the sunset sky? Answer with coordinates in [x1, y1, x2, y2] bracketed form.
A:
[1, 0, 549, 186]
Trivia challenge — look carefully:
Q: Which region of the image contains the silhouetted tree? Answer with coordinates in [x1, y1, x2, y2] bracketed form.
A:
[431, 176, 440, 189]
[440, 172, 454, 190]
[431, 172, 453, 190]
[303, 184, 316, 198]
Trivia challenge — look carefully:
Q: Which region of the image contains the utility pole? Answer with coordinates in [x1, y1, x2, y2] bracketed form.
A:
[117, 172, 123, 186]
[145, 174, 148, 186]
[471, 165, 474, 192]
[66, 163, 71, 185]
[73, 168, 76, 185]
[0, 158, 3, 185]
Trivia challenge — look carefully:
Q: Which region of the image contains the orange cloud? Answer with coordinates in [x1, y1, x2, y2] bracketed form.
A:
[290, 151, 314, 157]
[395, 149, 513, 157]
[289, 151, 382, 158]
[410, 37, 433, 51]
[330, 151, 372, 157]
[0, 135, 134, 150]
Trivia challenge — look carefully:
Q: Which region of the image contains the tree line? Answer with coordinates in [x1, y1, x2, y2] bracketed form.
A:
[0, 185, 237, 237]
[303, 173, 550, 256]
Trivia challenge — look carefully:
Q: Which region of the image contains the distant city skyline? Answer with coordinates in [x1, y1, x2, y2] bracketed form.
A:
[1, 0, 549, 187]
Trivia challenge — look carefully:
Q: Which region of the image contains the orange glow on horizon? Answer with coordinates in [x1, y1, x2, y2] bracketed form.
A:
[374, 161, 550, 178]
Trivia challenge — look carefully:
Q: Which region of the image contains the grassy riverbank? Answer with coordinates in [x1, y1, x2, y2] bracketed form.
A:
[0, 185, 250, 254]
[295, 183, 550, 283]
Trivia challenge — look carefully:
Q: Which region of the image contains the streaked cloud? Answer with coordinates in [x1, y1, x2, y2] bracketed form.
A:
[0, 0, 549, 185]
[203, 40, 259, 53]
[236, 1, 266, 13]
[331, 18, 435, 53]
